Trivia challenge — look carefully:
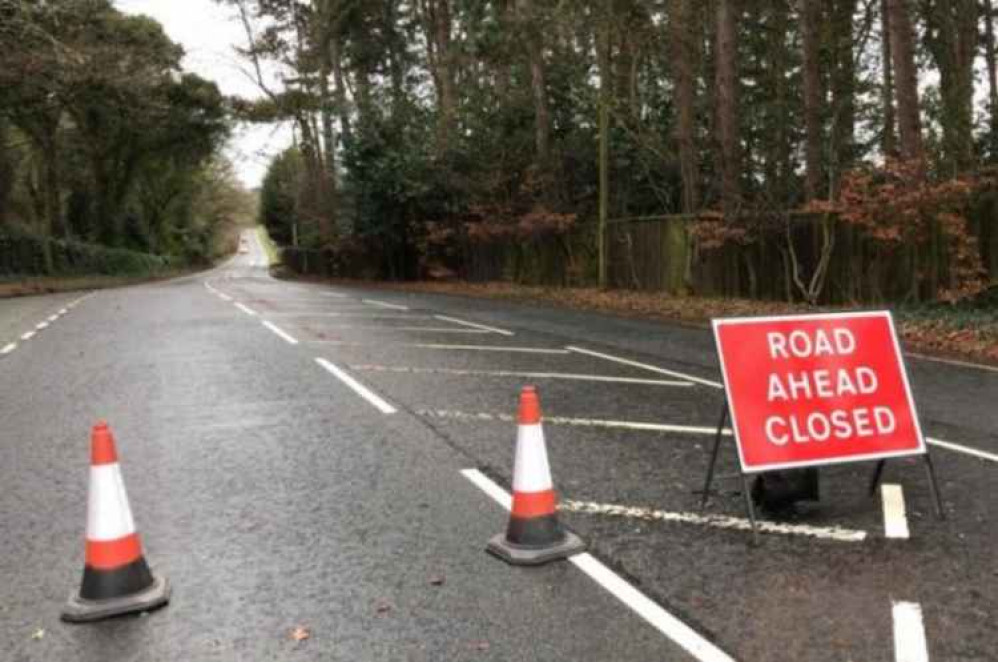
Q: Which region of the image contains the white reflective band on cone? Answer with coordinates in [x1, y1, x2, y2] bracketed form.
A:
[86, 464, 137, 541]
[512, 424, 553, 493]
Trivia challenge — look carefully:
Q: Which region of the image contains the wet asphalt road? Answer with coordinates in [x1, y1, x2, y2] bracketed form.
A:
[0, 229, 995, 661]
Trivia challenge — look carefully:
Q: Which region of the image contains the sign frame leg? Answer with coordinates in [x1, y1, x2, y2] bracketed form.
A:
[923, 453, 946, 519]
[699, 403, 728, 511]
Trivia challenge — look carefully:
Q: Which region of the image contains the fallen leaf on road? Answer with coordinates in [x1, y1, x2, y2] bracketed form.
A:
[288, 626, 310, 642]
[375, 601, 393, 615]
[468, 640, 490, 652]
[30, 628, 44, 640]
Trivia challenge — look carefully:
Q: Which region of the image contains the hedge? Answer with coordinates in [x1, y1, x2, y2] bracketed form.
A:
[0, 231, 177, 278]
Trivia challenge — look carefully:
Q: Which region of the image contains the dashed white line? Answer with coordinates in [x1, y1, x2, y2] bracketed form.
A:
[35, 322, 49, 330]
[350, 365, 694, 386]
[881, 484, 910, 539]
[434, 315, 514, 336]
[20, 331, 35, 341]
[1, 343, 16, 355]
[234, 303, 258, 316]
[315, 358, 397, 414]
[566, 346, 723, 389]
[927, 436, 998, 464]
[58, 308, 68, 315]
[893, 601, 929, 662]
[417, 409, 728, 436]
[908, 352, 998, 374]
[218, 293, 233, 302]
[362, 299, 410, 311]
[47, 314, 59, 322]
[562, 500, 867, 542]
[459, 469, 736, 662]
[262, 321, 298, 345]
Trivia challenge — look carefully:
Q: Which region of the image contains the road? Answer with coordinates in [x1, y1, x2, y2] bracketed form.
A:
[0, 228, 994, 661]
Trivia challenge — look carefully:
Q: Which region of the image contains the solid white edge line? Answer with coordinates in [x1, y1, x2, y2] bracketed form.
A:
[315, 358, 397, 414]
[21, 331, 35, 341]
[907, 352, 998, 374]
[458, 469, 736, 662]
[927, 437, 998, 463]
[567, 346, 723, 389]
[218, 293, 233, 302]
[362, 299, 410, 311]
[235, 303, 258, 316]
[58, 308, 68, 315]
[881, 484, 910, 539]
[262, 320, 298, 345]
[1, 343, 15, 355]
[893, 601, 929, 662]
[434, 315, 514, 336]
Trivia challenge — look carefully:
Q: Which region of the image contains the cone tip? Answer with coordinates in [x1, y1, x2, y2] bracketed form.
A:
[518, 385, 541, 424]
[91, 421, 118, 466]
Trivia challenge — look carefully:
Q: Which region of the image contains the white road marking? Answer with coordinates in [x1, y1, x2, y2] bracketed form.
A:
[350, 365, 694, 386]
[262, 321, 298, 345]
[434, 315, 514, 336]
[893, 601, 929, 662]
[459, 469, 737, 662]
[561, 500, 867, 542]
[321, 292, 349, 298]
[362, 299, 409, 311]
[417, 409, 729, 436]
[881, 484, 910, 539]
[58, 308, 68, 315]
[315, 358, 397, 414]
[308, 342, 570, 354]
[218, 293, 233, 302]
[908, 352, 998, 374]
[35, 322, 49, 330]
[1, 343, 15, 355]
[269, 312, 421, 320]
[567, 346, 723, 389]
[235, 303, 258, 316]
[47, 315, 58, 322]
[306, 325, 489, 334]
[21, 331, 35, 341]
[927, 436, 998, 464]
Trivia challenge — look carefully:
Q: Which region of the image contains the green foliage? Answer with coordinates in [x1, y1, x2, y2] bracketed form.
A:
[0, 0, 239, 269]
[259, 148, 304, 247]
[0, 228, 174, 278]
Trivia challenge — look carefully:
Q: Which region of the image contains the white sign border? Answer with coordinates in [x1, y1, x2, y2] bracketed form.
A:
[711, 310, 927, 474]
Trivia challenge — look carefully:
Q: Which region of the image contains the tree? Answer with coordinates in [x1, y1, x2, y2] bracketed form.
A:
[715, 0, 741, 215]
[886, 0, 924, 164]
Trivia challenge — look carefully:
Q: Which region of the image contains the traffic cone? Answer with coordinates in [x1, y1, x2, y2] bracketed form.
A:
[487, 386, 585, 565]
[62, 422, 170, 623]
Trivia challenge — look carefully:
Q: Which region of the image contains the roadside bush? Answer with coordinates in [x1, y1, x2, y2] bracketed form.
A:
[0, 229, 176, 277]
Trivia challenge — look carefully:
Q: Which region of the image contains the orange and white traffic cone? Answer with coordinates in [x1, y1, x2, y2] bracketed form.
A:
[62, 422, 170, 623]
[487, 386, 585, 565]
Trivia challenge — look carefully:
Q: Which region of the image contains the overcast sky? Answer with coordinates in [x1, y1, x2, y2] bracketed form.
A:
[115, 0, 291, 189]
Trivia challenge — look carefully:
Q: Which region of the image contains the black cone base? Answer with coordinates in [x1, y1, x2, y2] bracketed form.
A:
[62, 571, 170, 623]
[487, 529, 585, 566]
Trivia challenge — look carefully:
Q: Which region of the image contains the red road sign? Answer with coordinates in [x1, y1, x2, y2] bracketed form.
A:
[712, 311, 926, 473]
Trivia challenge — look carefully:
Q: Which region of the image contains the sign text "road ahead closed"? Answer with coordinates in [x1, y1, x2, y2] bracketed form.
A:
[713, 312, 926, 473]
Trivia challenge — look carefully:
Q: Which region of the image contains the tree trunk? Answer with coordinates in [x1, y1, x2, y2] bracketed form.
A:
[763, 0, 791, 204]
[517, 0, 550, 166]
[801, 0, 824, 201]
[880, 0, 897, 158]
[421, 0, 457, 153]
[985, 0, 998, 160]
[886, 0, 924, 164]
[830, 0, 857, 197]
[670, 0, 699, 213]
[714, 0, 740, 216]
[925, 0, 977, 175]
